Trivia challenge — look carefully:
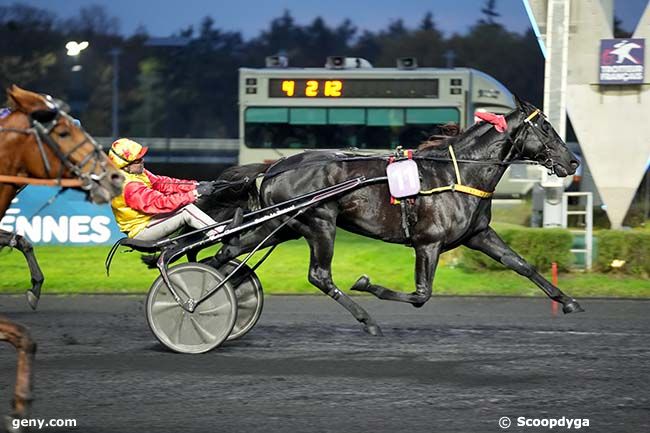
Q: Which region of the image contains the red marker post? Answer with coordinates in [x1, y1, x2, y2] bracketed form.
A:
[551, 262, 559, 316]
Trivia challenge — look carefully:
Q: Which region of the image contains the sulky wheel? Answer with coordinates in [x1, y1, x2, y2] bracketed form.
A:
[146, 263, 237, 354]
[218, 259, 264, 341]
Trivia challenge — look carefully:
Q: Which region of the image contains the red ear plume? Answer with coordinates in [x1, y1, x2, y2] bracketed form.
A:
[474, 112, 508, 133]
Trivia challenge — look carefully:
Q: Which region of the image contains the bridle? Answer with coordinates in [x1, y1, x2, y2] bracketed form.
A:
[507, 108, 562, 172]
[0, 108, 110, 190]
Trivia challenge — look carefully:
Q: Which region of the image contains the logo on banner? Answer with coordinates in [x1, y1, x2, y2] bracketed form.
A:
[0, 187, 122, 245]
[599, 38, 645, 84]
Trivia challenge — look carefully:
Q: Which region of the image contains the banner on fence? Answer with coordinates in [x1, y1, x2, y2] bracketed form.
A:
[0, 186, 122, 245]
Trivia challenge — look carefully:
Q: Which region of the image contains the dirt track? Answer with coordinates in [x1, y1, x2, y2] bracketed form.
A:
[1, 294, 648, 432]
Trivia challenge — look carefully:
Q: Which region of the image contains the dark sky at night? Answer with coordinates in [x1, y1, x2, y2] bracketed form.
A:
[7, 0, 649, 39]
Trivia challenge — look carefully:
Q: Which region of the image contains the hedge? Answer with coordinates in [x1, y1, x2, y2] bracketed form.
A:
[460, 227, 650, 277]
[460, 228, 574, 272]
[595, 231, 650, 277]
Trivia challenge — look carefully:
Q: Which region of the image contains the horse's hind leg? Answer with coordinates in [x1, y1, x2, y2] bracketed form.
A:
[465, 226, 584, 313]
[351, 243, 441, 308]
[0, 230, 44, 310]
[0, 317, 36, 432]
[294, 215, 383, 336]
[211, 213, 382, 335]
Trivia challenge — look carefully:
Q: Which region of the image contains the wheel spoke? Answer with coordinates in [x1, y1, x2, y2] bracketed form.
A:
[189, 316, 216, 343]
[152, 300, 181, 315]
[238, 296, 258, 311]
[199, 270, 208, 297]
[172, 314, 185, 344]
[169, 273, 191, 299]
[198, 303, 231, 316]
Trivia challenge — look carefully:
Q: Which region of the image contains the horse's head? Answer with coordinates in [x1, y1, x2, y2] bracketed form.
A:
[5, 85, 124, 203]
[511, 96, 579, 177]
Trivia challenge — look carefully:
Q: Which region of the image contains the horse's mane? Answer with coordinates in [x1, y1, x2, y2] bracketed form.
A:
[417, 123, 463, 151]
[415, 117, 501, 157]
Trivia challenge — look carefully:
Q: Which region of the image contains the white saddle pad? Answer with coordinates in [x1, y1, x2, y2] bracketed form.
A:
[386, 159, 420, 198]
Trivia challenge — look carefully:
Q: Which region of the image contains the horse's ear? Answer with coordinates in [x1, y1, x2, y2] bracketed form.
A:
[513, 94, 525, 111]
[6, 85, 53, 113]
[6, 85, 21, 110]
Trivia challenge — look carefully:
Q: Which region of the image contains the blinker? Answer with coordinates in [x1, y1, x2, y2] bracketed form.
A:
[30, 109, 59, 127]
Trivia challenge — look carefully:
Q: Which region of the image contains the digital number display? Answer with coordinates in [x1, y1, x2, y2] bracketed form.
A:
[268, 79, 439, 98]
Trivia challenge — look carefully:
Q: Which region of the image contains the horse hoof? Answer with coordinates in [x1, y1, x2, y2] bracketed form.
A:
[563, 300, 585, 314]
[412, 302, 425, 308]
[26, 291, 39, 311]
[351, 275, 370, 292]
[363, 323, 383, 337]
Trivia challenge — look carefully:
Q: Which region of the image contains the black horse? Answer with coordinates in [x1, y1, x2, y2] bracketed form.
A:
[201, 97, 583, 335]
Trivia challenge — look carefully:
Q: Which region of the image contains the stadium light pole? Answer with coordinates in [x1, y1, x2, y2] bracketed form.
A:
[65, 41, 89, 116]
[110, 48, 122, 139]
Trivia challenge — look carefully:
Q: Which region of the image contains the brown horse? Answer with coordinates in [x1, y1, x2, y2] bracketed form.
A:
[0, 85, 123, 432]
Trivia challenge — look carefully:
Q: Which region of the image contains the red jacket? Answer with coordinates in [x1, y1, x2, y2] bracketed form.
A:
[123, 170, 197, 214]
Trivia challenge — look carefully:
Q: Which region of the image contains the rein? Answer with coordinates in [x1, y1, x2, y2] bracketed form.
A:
[0, 174, 82, 187]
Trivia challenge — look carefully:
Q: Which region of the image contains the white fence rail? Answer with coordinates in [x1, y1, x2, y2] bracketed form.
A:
[95, 137, 239, 151]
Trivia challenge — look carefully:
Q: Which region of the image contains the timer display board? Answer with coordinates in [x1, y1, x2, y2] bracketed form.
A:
[268, 78, 439, 99]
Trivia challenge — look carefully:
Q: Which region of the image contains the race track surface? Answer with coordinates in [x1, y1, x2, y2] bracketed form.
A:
[0, 295, 648, 433]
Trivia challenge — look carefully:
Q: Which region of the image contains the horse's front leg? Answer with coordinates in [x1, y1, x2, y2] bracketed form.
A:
[0, 317, 36, 433]
[465, 226, 584, 313]
[286, 211, 383, 336]
[351, 243, 442, 308]
[0, 230, 44, 310]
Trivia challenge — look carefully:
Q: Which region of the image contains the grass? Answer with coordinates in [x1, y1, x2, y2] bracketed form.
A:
[0, 230, 648, 298]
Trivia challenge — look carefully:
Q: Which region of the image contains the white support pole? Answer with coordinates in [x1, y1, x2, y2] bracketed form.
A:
[541, 0, 571, 228]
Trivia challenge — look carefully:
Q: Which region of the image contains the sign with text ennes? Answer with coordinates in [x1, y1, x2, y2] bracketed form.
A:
[0, 186, 122, 245]
[599, 38, 645, 84]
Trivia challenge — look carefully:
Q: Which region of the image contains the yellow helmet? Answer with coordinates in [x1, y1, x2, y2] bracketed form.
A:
[108, 138, 148, 169]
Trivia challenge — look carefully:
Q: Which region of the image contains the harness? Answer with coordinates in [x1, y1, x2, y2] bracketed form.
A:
[0, 109, 108, 189]
[386, 145, 494, 244]
[387, 109, 544, 243]
[264, 108, 549, 243]
[418, 145, 493, 199]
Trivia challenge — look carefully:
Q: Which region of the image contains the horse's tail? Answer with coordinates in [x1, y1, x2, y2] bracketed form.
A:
[140, 253, 159, 268]
[216, 162, 270, 211]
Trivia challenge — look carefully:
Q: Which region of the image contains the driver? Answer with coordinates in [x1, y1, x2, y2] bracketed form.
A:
[108, 138, 242, 242]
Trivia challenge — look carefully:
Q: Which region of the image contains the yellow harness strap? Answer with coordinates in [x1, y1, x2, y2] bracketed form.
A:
[525, 109, 541, 123]
[419, 145, 493, 199]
